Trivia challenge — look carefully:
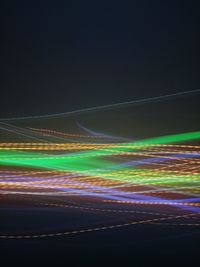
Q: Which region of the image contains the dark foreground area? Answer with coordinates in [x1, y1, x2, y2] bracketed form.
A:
[1, 226, 199, 266]
[0, 195, 199, 266]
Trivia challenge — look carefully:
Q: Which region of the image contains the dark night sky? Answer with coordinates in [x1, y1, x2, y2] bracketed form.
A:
[1, 0, 200, 118]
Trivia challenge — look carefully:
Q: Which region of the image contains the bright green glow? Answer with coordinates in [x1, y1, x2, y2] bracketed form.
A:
[0, 131, 199, 178]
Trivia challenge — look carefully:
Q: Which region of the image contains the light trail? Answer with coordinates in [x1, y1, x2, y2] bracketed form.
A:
[0, 89, 199, 121]
[0, 94, 199, 239]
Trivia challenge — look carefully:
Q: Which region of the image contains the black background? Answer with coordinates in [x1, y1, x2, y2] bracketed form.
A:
[0, 0, 200, 118]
